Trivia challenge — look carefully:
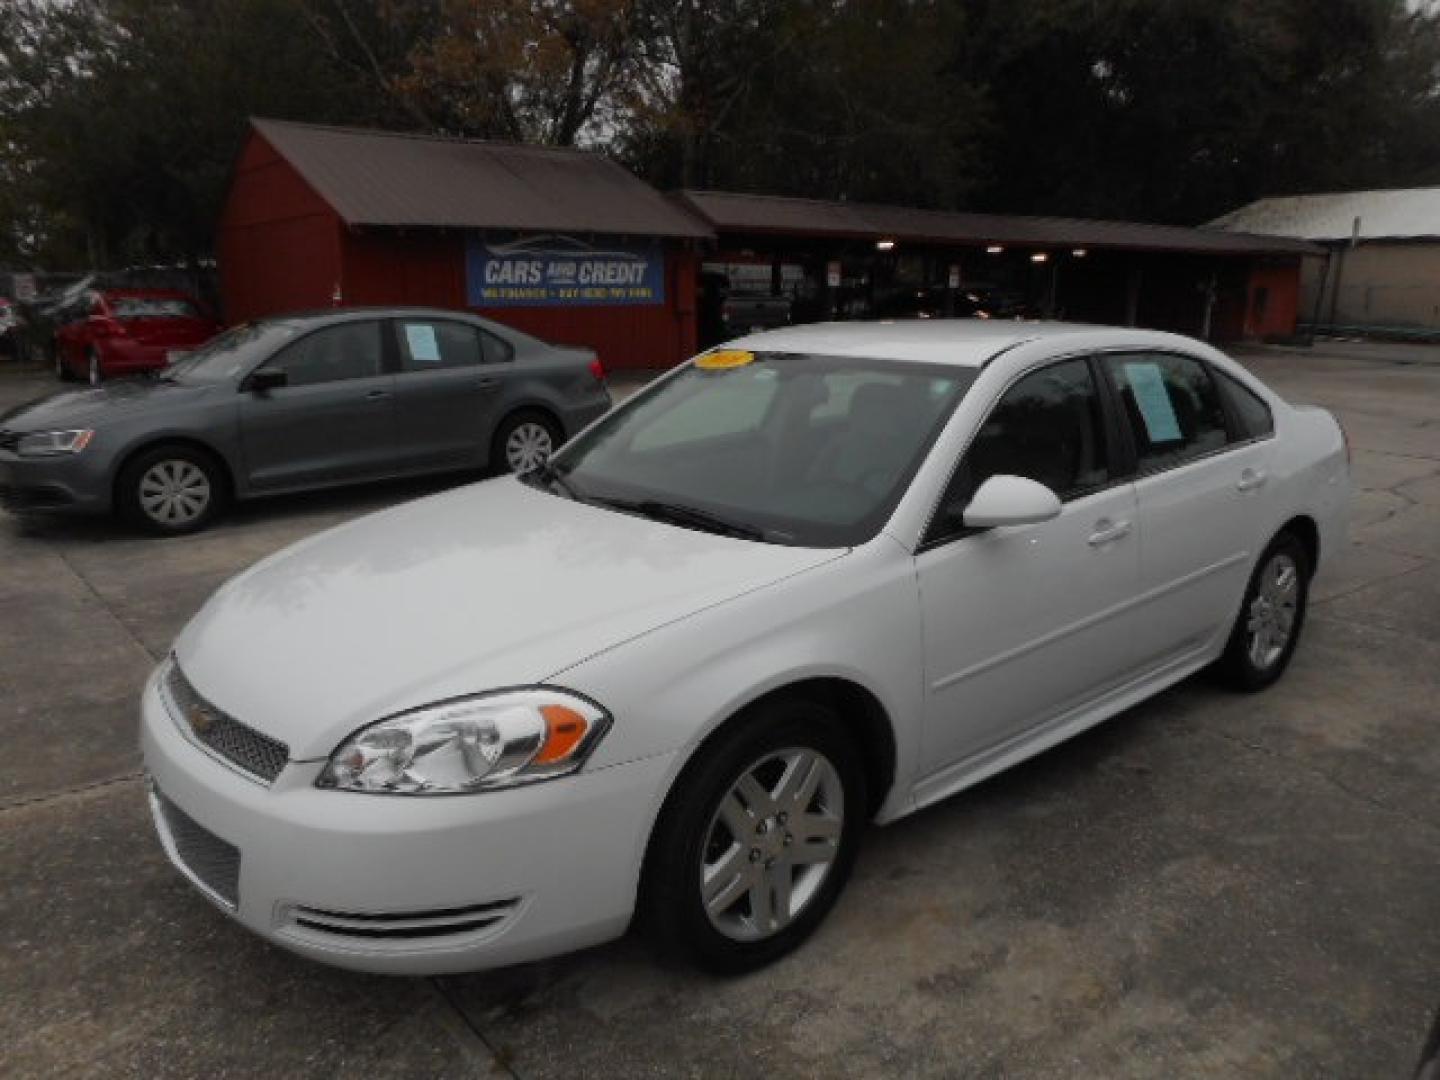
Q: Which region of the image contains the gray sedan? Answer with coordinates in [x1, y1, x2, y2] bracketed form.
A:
[0, 308, 612, 533]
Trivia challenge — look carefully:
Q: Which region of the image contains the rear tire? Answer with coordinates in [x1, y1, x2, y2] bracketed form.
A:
[492, 410, 561, 475]
[1215, 531, 1310, 691]
[117, 445, 227, 535]
[640, 697, 865, 974]
[87, 348, 103, 386]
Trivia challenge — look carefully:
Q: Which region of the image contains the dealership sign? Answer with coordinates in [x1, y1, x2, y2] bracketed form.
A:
[466, 234, 665, 307]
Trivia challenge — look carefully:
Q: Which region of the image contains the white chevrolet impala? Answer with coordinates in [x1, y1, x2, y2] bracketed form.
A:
[140, 322, 1349, 974]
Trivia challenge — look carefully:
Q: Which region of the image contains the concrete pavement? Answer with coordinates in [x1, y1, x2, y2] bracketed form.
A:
[1, 341, 1437, 1077]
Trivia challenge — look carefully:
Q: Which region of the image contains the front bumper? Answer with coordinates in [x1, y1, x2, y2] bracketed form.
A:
[0, 451, 111, 515]
[139, 669, 674, 975]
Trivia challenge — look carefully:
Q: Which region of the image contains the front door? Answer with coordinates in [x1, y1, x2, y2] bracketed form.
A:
[916, 356, 1143, 785]
[238, 319, 397, 491]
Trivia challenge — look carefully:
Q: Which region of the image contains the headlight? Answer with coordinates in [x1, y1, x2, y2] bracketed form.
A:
[16, 429, 94, 457]
[317, 688, 610, 795]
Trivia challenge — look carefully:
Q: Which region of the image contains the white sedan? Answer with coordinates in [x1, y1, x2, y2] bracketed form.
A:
[140, 321, 1349, 975]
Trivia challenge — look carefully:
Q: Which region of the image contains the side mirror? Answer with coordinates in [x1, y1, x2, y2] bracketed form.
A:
[962, 474, 1062, 529]
[245, 368, 287, 393]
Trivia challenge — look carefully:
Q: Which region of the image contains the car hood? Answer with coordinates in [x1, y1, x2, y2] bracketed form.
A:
[174, 479, 844, 760]
[0, 378, 212, 429]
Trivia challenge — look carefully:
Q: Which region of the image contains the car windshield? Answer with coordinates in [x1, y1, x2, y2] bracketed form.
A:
[542, 352, 975, 547]
[163, 321, 299, 384]
[111, 297, 200, 319]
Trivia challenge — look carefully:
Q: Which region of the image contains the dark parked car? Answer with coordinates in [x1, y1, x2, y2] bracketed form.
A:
[55, 288, 220, 384]
[0, 308, 611, 533]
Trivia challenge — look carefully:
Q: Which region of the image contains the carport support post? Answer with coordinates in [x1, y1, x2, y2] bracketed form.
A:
[1125, 265, 1143, 327]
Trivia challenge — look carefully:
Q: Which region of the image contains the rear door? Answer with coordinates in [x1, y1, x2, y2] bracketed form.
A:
[388, 317, 513, 471]
[1097, 351, 1277, 664]
[237, 319, 397, 491]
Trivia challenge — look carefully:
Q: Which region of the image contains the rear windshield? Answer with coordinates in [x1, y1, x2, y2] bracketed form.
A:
[111, 297, 200, 320]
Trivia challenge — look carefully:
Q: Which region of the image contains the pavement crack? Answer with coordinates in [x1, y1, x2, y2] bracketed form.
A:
[1197, 727, 1440, 838]
[429, 977, 523, 1078]
[0, 771, 143, 814]
[50, 544, 162, 663]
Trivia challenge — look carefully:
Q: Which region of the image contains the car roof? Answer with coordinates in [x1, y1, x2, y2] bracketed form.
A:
[266, 306, 482, 327]
[720, 320, 1205, 367]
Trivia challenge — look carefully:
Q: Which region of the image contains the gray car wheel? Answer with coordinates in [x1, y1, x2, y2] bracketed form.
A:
[88, 349, 102, 386]
[117, 445, 226, 535]
[494, 411, 561, 475]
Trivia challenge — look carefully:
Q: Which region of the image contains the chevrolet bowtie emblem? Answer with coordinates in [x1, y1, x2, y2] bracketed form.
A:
[188, 707, 214, 736]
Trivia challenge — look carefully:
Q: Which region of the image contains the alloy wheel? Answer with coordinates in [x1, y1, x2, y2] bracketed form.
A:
[700, 747, 844, 942]
[138, 460, 212, 527]
[1246, 551, 1299, 670]
[505, 421, 553, 473]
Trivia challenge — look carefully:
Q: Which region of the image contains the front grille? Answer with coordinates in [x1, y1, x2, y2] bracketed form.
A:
[153, 789, 241, 909]
[288, 899, 521, 942]
[163, 660, 289, 784]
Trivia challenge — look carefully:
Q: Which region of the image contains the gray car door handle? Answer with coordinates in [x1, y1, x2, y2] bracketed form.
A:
[1088, 519, 1132, 547]
[364, 389, 391, 401]
[472, 378, 500, 392]
[1236, 468, 1268, 492]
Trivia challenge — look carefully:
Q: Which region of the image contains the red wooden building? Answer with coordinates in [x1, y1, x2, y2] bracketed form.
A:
[218, 119, 712, 370]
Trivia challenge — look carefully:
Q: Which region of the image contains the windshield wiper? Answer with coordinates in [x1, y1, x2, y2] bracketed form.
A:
[598, 497, 766, 541]
[526, 459, 585, 502]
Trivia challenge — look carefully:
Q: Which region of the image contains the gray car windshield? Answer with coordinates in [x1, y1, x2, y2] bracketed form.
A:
[542, 352, 975, 547]
[164, 321, 300, 384]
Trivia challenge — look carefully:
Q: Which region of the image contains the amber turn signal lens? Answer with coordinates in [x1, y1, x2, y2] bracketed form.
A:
[535, 704, 589, 764]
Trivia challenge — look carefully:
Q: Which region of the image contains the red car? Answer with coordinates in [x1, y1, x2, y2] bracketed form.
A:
[56, 289, 219, 385]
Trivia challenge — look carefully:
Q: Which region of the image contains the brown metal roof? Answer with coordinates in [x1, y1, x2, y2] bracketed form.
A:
[677, 190, 1322, 257]
[252, 119, 712, 240]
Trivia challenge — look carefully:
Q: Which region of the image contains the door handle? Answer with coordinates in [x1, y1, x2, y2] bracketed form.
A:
[1087, 519, 1132, 547]
[364, 389, 391, 401]
[472, 378, 500, 392]
[1236, 468, 1268, 492]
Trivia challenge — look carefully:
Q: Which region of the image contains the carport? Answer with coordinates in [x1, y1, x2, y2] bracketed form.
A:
[674, 191, 1321, 346]
[218, 119, 713, 370]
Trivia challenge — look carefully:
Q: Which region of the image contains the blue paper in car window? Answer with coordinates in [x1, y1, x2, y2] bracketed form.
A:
[1124, 361, 1182, 442]
[405, 324, 441, 364]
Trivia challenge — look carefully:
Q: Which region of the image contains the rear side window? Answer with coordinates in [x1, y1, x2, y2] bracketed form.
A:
[481, 330, 513, 364]
[1217, 370, 1275, 440]
[110, 297, 200, 320]
[264, 321, 383, 387]
[398, 320, 483, 371]
[1101, 353, 1228, 473]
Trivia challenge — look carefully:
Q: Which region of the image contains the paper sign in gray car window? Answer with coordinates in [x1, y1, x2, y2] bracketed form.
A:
[405, 323, 441, 364]
[1124, 361, 1182, 442]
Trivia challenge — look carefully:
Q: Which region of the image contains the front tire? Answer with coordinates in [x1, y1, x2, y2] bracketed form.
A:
[55, 349, 75, 381]
[641, 698, 865, 973]
[117, 445, 227, 535]
[1215, 531, 1311, 691]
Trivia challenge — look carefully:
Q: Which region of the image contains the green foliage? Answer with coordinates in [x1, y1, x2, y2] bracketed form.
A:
[2, 0, 1438, 268]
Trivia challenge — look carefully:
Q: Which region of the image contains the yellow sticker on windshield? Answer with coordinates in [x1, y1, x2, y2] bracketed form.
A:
[695, 349, 756, 370]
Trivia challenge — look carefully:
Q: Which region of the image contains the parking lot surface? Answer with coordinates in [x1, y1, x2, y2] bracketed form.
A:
[2, 342, 1437, 1078]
